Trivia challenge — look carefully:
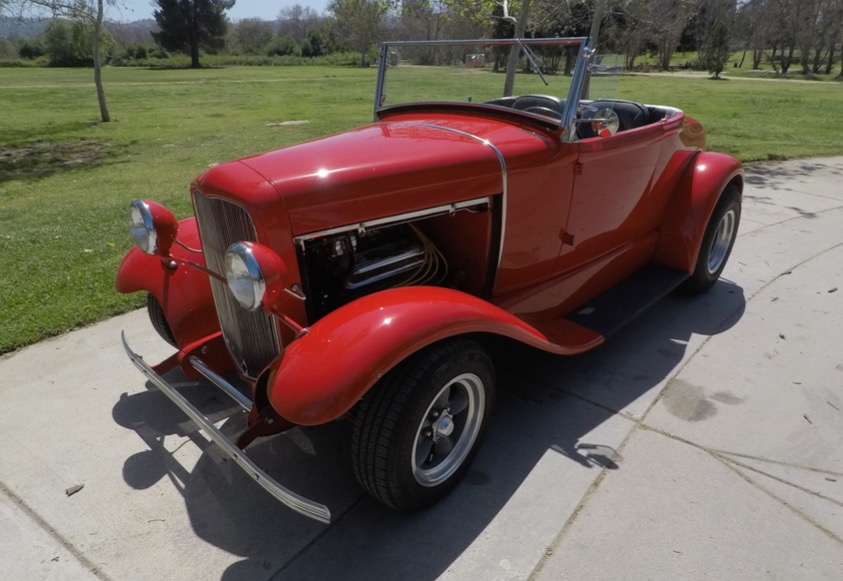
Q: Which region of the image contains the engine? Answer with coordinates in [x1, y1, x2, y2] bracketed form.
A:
[299, 224, 449, 321]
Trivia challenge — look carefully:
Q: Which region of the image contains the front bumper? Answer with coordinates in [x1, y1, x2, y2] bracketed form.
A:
[121, 332, 331, 524]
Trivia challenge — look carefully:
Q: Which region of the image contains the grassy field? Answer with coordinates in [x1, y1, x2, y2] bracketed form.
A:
[2, 65, 843, 354]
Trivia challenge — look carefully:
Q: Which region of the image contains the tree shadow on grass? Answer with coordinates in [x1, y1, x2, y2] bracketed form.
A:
[0, 139, 124, 183]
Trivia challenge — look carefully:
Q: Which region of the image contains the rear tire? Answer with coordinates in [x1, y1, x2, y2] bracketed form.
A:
[680, 185, 741, 295]
[351, 338, 495, 511]
[146, 293, 177, 347]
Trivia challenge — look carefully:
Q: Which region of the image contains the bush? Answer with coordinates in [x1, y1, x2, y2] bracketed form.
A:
[18, 38, 46, 60]
[266, 35, 300, 57]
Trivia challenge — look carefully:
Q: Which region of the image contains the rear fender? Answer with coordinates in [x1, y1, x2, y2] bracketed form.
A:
[115, 217, 220, 348]
[265, 286, 598, 426]
[654, 152, 743, 272]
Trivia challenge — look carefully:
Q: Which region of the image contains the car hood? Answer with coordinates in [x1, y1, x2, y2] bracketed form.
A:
[199, 112, 559, 235]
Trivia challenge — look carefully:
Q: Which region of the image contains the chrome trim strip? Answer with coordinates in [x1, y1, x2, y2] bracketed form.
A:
[122, 332, 331, 524]
[562, 40, 594, 142]
[381, 37, 587, 48]
[405, 122, 508, 273]
[374, 43, 388, 120]
[294, 197, 490, 247]
[188, 356, 252, 412]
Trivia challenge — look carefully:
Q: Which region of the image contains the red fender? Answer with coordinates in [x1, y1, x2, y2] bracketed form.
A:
[653, 151, 743, 272]
[115, 217, 221, 349]
[266, 286, 600, 426]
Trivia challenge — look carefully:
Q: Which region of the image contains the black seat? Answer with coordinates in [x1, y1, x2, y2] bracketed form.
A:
[511, 94, 566, 121]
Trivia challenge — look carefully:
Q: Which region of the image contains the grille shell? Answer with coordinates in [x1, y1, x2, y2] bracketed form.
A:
[192, 192, 281, 378]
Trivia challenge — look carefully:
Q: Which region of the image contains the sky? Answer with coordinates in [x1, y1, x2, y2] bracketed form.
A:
[112, 0, 331, 23]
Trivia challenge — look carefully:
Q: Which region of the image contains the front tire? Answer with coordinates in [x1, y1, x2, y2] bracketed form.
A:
[351, 338, 495, 511]
[681, 185, 741, 294]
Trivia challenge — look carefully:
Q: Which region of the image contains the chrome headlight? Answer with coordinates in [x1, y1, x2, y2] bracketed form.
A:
[224, 243, 266, 311]
[128, 200, 156, 255]
[128, 199, 178, 256]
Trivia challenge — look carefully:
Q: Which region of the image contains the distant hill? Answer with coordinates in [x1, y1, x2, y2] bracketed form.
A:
[0, 17, 48, 40]
[0, 17, 156, 41]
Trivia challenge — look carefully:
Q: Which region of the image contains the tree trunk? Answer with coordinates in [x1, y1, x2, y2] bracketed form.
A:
[93, 0, 111, 122]
[190, 1, 201, 68]
[825, 44, 835, 75]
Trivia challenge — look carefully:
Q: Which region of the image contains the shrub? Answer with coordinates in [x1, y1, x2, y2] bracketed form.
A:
[18, 38, 46, 59]
[266, 35, 300, 57]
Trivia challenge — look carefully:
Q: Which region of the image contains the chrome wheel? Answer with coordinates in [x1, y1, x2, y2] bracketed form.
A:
[707, 208, 737, 275]
[680, 185, 741, 295]
[412, 373, 485, 487]
[351, 339, 495, 511]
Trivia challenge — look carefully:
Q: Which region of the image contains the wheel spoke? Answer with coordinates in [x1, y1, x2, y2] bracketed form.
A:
[432, 386, 452, 411]
[434, 436, 454, 458]
[448, 386, 470, 415]
[415, 437, 433, 468]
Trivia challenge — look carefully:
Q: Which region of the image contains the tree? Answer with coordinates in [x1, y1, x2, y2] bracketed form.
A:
[278, 4, 322, 44]
[227, 17, 272, 54]
[699, 0, 735, 78]
[153, 0, 235, 68]
[6, 1, 115, 122]
[17, 37, 46, 58]
[328, 0, 387, 66]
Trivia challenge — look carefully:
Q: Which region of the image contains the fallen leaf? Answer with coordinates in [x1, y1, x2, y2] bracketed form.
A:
[65, 484, 84, 497]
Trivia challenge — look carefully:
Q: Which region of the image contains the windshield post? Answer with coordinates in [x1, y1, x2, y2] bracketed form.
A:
[374, 42, 390, 120]
[561, 40, 594, 142]
[580, 0, 607, 103]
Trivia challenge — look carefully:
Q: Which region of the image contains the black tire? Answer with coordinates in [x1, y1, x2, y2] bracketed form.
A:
[351, 338, 495, 512]
[680, 185, 741, 294]
[146, 293, 177, 347]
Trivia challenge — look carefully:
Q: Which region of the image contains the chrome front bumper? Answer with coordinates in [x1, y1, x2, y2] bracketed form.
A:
[121, 332, 331, 524]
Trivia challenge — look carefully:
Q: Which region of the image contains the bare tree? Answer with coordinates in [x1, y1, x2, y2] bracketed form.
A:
[648, 0, 702, 70]
[397, 0, 449, 41]
[699, 0, 735, 78]
[736, 0, 842, 75]
[277, 4, 321, 43]
[328, 0, 388, 66]
[7, 0, 114, 122]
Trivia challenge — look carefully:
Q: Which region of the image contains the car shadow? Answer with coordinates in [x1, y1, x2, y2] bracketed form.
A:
[112, 279, 745, 581]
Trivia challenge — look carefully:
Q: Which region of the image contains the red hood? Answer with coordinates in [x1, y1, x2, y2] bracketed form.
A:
[197, 111, 558, 235]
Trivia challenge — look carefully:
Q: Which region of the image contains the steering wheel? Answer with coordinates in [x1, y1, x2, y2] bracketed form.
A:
[522, 106, 563, 121]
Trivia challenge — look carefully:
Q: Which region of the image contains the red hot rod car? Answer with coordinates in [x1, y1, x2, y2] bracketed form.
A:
[118, 36, 742, 523]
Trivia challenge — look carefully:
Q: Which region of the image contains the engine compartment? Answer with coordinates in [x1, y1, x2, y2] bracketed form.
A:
[297, 205, 495, 322]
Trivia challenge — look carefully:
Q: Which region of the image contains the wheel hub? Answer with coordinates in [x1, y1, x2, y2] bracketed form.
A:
[411, 372, 486, 487]
[431, 410, 454, 440]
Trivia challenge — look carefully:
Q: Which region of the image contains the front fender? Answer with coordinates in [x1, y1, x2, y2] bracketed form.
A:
[654, 151, 743, 272]
[116, 217, 220, 347]
[266, 286, 595, 426]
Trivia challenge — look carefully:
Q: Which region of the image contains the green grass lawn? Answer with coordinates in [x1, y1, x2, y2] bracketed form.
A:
[1, 65, 842, 354]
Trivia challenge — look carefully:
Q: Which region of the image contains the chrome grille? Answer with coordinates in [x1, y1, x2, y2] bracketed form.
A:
[192, 192, 281, 378]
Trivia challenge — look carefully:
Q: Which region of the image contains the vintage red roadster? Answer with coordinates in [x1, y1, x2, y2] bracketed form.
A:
[118, 36, 742, 523]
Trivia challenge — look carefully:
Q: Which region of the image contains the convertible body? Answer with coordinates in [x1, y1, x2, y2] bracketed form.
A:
[118, 36, 742, 522]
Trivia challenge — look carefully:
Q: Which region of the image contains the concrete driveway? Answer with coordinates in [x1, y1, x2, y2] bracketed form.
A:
[1, 157, 842, 580]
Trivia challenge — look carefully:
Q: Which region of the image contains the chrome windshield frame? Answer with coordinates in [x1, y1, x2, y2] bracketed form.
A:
[373, 37, 591, 141]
